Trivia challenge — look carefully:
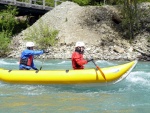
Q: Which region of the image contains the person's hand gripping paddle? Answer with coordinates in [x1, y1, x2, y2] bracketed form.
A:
[85, 48, 106, 81]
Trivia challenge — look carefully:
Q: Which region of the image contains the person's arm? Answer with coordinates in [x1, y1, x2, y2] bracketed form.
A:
[31, 60, 38, 70]
[27, 50, 44, 56]
[74, 53, 87, 66]
[19, 64, 31, 70]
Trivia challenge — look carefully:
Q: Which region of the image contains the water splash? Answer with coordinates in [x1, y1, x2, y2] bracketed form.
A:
[0, 59, 17, 65]
[57, 60, 70, 64]
[126, 71, 150, 88]
[96, 60, 118, 67]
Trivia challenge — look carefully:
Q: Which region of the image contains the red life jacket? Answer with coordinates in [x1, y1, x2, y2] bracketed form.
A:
[20, 55, 33, 66]
[27, 56, 33, 66]
[71, 52, 88, 69]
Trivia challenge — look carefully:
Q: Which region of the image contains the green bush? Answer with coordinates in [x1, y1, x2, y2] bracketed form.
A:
[17, 0, 55, 7]
[138, 0, 150, 2]
[0, 5, 18, 56]
[0, 32, 10, 56]
[120, 0, 150, 42]
[72, 0, 91, 6]
[13, 16, 29, 34]
[0, 5, 18, 35]
[24, 20, 59, 49]
[45, 0, 55, 7]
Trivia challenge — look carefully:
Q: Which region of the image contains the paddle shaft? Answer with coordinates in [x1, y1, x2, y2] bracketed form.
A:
[40, 58, 45, 70]
[91, 60, 106, 80]
[85, 50, 106, 81]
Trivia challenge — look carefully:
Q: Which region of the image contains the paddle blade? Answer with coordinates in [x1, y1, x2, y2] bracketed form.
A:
[96, 66, 106, 81]
[40, 67, 42, 70]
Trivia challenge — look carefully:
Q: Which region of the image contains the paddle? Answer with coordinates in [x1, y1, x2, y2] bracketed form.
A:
[39, 58, 45, 70]
[91, 60, 106, 81]
[85, 48, 106, 81]
[39, 50, 49, 70]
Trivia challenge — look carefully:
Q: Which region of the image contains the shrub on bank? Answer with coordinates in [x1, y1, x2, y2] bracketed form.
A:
[0, 6, 18, 56]
[0, 5, 29, 57]
[0, 32, 10, 57]
[24, 20, 59, 49]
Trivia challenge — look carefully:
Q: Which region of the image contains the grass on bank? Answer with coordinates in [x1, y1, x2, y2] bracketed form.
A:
[24, 20, 59, 49]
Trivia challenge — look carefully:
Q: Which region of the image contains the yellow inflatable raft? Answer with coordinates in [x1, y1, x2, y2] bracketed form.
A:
[0, 60, 137, 84]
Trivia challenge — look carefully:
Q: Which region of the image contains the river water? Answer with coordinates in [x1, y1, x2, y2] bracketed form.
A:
[0, 59, 150, 113]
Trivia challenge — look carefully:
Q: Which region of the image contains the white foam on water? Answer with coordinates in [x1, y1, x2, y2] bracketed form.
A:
[96, 60, 116, 66]
[34, 60, 54, 65]
[58, 60, 67, 64]
[57, 60, 71, 64]
[34, 60, 71, 66]
[126, 71, 150, 87]
[40, 62, 56, 66]
[19, 85, 46, 96]
[43, 61, 70, 66]
[20, 85, 44, 90]
[0, 59, 17, 65]
[0, 82, 7, 87]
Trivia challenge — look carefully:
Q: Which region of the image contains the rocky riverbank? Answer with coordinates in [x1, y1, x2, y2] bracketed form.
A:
[8, 1, 150, 61]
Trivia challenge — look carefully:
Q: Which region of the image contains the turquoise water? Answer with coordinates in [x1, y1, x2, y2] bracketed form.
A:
[0, 59, 150, 113]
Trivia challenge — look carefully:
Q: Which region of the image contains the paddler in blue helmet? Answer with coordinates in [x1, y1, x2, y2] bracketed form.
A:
[19, 42, 48, 70]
